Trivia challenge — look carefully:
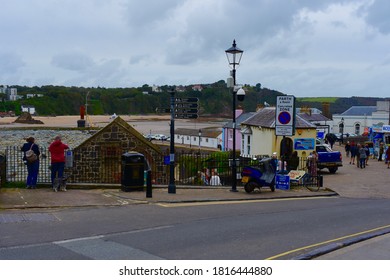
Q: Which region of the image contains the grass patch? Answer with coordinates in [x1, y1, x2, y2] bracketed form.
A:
[297, 97, 339, 103]
[2, 181, 26, 188]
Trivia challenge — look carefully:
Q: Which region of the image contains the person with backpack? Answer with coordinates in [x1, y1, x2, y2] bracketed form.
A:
[21, 137, 40, 189]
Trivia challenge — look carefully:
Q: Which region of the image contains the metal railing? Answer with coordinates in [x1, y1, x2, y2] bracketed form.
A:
[1, 146, 312, 187]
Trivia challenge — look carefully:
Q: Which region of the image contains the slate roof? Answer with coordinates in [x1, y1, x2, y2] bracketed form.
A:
[223, 112, 256, 129]
[298, 113, 331, 122]
[175, 127, 222, 138]
[341, 106, 377, 116]
[242, 107, 316, 129]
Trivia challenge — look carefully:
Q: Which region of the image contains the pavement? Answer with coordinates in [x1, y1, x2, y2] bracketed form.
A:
[0, 184, 335, 210]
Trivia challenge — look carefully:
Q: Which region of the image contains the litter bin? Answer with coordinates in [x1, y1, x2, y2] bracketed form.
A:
[77, 119, 86, 127]
[121, 151, 145, 192]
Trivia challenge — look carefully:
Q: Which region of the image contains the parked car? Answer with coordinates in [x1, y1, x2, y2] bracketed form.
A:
[154, 134, 168, 141]
[316, 144, 343, 173]
[144, 134, 156, 140]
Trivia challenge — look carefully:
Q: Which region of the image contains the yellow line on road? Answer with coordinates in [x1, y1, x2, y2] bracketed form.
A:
[156, 196, 333, 208]
[266, 224, 390, 260]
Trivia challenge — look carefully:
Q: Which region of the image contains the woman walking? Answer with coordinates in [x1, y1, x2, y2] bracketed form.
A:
[21, 137, 40, 189]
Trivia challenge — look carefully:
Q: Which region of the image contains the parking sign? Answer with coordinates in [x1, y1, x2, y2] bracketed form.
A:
[275, 95, 295, 136]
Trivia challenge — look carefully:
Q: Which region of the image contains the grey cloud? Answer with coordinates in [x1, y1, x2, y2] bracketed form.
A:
[365, 0, 390, 34]
[51, 53, 95, 71]
[0, 53, 25, 72]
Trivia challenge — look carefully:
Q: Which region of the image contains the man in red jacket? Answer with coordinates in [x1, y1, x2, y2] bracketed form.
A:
[49, 135, 69, 189]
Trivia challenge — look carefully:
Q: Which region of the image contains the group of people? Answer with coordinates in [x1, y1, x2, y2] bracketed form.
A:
[345, 141, 390, 169]
[21, 135, 69, 189]
[200, 168, 222, 186]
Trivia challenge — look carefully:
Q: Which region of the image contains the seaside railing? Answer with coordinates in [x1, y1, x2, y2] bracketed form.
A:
[1, 146, 310, 187]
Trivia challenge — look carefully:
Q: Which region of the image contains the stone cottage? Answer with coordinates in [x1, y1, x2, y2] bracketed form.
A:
[70, 116, 166, 185]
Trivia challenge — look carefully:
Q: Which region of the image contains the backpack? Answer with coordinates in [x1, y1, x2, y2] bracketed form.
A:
[26, 144, 38, 163]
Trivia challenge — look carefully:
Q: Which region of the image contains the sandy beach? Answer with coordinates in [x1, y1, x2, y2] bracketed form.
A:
[0, 115, 227, 136]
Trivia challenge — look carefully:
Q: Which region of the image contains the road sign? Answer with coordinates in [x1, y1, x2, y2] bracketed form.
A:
[278, 111, 291, 125]
[275, 95, 295, 136]
[175, 97, 199, 103]
[175, 108, 198, 114]
[175, 102, 198, 109]
[174, 113, 198, 119]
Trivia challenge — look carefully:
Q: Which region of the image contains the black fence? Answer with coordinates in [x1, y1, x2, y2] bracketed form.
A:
[0, 146, 313, 187]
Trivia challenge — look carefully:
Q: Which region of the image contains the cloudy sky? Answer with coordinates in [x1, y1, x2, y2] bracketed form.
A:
[1, 0, 390, 97]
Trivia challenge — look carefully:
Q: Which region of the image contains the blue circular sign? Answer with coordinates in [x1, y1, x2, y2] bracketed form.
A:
[278, 112, 291, 125]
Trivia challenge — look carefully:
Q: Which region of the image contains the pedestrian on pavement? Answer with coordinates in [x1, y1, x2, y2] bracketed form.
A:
[307, 151, 318, 177]
[364, 144, 370, 166]
[358, 144, 367, 169]
[378, 142, 384, 161]
[287, 151, 300, 171]
[21, 137, 40, 189]
[49, 135, 69, 188]
[345, 141, 351, 157]
[356, 143, 361, 168]
[350, 141, 357, 165]
[386, 146, 390, 169]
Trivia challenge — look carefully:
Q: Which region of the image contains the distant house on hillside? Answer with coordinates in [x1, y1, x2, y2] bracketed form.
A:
[192, 84, 203, 92]
[21, 105, 36, 115]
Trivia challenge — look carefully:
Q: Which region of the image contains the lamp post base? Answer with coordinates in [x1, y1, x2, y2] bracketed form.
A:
[168, 184, 176, 194]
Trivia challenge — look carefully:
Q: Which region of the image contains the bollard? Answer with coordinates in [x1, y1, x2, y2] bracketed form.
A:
[146, 170, 152, 198]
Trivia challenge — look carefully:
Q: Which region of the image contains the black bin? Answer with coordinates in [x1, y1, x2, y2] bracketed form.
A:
[77, 119, 86, 127]
[121, 151, 145, 191]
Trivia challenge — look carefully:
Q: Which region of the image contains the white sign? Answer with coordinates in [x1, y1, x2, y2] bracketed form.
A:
[275, 95, 295, 136]
[276, 126, 293, 136]
[382, 125, 390, 133]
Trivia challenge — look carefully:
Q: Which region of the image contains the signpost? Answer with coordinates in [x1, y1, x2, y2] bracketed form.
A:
[275, 95, 295, 136]
[156, 97, 199, 119]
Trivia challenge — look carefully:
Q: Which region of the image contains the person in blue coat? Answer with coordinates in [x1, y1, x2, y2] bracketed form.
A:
[21, 137, 40, 189]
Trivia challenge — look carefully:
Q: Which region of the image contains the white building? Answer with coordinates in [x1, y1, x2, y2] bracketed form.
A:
[332, 100, 390, 135]
[1, 86, 19, 101]
[21, 105, 36, 115]
[174, 128, 222, 150]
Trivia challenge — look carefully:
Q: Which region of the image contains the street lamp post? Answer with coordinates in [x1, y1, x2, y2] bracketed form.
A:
[225, 40, 244, 192]
[198, 129, 202, 152]
[340, 117, 344, 145]
[168, 88, 176, 194]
